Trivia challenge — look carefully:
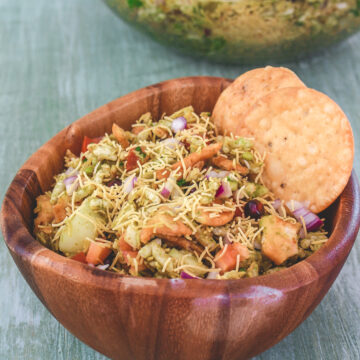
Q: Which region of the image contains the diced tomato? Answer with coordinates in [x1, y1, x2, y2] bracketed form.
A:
[235, 206, 242, 217]
[81, 136, 102, 154]
[118, 235, 134, 251]
[85, 242, 111, 265]
[126, 149, 139, 171]
[71, 252, 87, 264]
[214, 243, 249, 273]
[126, 147, 147, 171]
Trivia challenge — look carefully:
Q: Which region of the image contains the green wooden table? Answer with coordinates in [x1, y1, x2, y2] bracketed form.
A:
[0, 0, 359, 359]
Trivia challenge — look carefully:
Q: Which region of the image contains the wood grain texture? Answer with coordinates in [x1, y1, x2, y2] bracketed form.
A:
[0, 0, 360, 359]
[1, 77, 360, 360]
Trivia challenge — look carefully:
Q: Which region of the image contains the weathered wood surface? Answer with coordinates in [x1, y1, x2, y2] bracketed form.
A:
[0, 0, 359, 359]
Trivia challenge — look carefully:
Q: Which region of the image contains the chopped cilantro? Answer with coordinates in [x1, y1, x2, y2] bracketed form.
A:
[135, 146, 146, 159]
[177, 179, 187, 187]
[127, 0, 143, 9]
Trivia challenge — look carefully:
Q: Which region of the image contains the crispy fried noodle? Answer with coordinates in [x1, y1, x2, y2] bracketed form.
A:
[33, 106, 328, 279]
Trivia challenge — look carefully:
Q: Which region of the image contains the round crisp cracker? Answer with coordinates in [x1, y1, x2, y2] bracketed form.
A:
[213, 66, 306, 136]
[238, 87, 354, 213]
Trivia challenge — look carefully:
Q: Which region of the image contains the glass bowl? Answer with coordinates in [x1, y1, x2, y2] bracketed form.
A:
[103, 0, 360, 64]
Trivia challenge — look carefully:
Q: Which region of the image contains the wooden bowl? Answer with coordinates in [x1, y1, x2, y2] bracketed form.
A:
[1, 77, 360, 360]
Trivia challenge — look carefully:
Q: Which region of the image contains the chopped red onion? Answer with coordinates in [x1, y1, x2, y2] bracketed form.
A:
[162, 137, 182, 149]
[272, 199, 286, 217]
[215, 181, 232, 198]
[206, 170, 229, 179]
[272, 199, 281, 210]
[305, 217, 324, 232]
[160, 188, 171, 198]
[286, 201, 323, 232]
[180, 271, 200, 279]
[286, 200, 309, 212]
[63, 176, 77, 186]
[171, 117, 187, 133]
[65, 167, 79, 177]
[160, 179, 174, 198]
[123, 176, 137, 194]
[64, 175, 79, 195]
